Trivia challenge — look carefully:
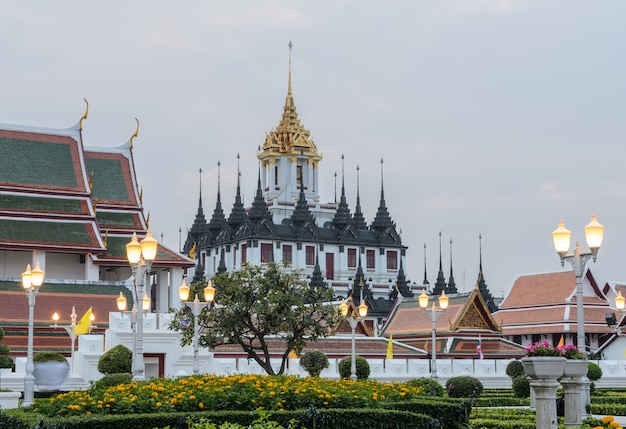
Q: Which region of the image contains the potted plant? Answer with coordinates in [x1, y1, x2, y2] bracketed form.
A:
[33, 351, 69, 391]
[522, 340, 567, 379]
[555, 343, 588, 378]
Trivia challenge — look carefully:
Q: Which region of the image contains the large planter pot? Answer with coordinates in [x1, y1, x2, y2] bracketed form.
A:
[563, 359, 588, 378]
[0, 391, 21, 409]
[522, 356, 567, 379]
[34, 361, 69, 391]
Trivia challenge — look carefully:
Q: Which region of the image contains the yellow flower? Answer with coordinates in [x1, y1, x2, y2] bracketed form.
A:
[603, 416, 615, 424]
[198, 402, 204, 409]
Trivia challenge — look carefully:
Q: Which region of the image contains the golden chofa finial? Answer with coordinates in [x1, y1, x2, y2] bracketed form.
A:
[88, 170, 94, 192]
[130, 117, 140, 149]
[103, 229, 108, 248]
[139, 186, 143, 205]
[79, 99, 89, 131]
[146, 211, 150, 229]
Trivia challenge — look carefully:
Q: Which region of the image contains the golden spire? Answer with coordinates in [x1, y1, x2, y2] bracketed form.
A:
[259, 42, 321, 162]
[130, 118, 139, 149]
[79, 99, 89, 131]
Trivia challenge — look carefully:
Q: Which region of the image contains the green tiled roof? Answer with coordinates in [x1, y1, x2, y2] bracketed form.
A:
[86, 157, 131, 203]
[0, 194, 87, 214]
[0, 137, 78, 188]
[97, 211, 140, 228]
[0, 280, 131, 297]
[0, 219, 99, 247]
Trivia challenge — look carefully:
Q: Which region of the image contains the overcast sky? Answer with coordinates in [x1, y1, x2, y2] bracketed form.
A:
[2, 1, 625, 298]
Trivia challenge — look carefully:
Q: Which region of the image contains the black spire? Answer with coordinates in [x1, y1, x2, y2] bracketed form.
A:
[248, 152, 272, 224]
[395, 259, 413, 298]
[217, 248, 227, 274]
[447, 238, 458, 294]
[290, 153, 315, 227]
[309, 250, 326, 289]
[332, 154, 353, 230]
[208, 161, 227, 239]
[423, 243, 430, 291]
[228, 153, 248, 234]
[183, 168, 209, 254]
[352, 165, 367, 230]
[370, 158, 395, 233]
[477, 234, 498, 312]
[432, 231, 447, 296]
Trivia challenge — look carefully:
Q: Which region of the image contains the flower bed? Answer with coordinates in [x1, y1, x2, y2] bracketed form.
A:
[30, 374, 427, 417]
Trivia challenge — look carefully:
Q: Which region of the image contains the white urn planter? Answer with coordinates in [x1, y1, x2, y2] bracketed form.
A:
[33, 360, 69, 391]
[563, 359, 588, 378]
[0, 391, 21, 409]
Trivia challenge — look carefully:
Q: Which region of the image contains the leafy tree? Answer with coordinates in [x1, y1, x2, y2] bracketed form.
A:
[169, 262, 341, 376]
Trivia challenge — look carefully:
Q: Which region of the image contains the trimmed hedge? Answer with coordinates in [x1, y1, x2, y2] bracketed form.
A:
[380, 397, 470, 429]
[0, 408, 439, 429]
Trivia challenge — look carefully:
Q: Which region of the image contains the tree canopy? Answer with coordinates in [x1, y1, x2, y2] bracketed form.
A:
[169, 262, 341, 375]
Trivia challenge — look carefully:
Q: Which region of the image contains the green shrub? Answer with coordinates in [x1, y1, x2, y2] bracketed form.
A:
[506, 360, 524, 379]
[92, 372, 133, 389]
[0, 329, 13, 369]
[33, 351, 68, 363]
[445, 376, 483, 399]
[338, 355, 370, 379]
[587, 362, 603, 382]
[512, 375, 530, 398]
[299, 350, 329, 377]
[98, 344, 132, 375]
[404, 377, 445, 397]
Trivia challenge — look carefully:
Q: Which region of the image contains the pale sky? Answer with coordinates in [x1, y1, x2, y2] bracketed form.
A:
[2, 1, 625, 299]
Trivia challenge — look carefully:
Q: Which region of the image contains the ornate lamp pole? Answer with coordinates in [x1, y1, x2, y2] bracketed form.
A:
[21, 262, 44, 406]
[552, 214, 604, 352]
[178, 279, 216, 374]
[418, 289, 448, 379]
[50, 307, 77, 373]
[339, 292, 368, 380]
[125, 231, 158, 381]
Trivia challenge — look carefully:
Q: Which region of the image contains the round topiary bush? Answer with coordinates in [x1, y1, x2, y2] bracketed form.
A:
[512, 375, 530, 398]
[299, 350, 329, 377]
[92, 373, 133, 389]
[445, 376, 484, 399]
[338, 355, 370, 380]
[98, 344, 132, 375]
[404, 377, 445, 397]
[34, 351, 68, 363]
[587, 362, 602, 382]
[506, 360, 525, 379]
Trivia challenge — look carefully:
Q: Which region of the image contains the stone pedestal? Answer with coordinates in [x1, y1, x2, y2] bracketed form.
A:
[561, 378, 583, 428]
[530, 378, 561, 429]
[522, 357, 566, 429]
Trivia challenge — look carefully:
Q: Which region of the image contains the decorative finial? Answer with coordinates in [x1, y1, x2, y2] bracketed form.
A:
[88, 170, 94, 192]
[103, 229, 108, 248]
[146, 211, 150, 229]
[130, 118, 140, 149]
[139, 186, 143, 205]
[288, 41, 293, 99]
[79, 99, 89, 131]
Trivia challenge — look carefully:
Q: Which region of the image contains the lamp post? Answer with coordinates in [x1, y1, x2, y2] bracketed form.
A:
[115, 289, 151, 380]
[552, 214, 604, 353]
[178, 278, 215, 374]
[125, 231, 158, 381]
[339, 292, 368, 380]
[418, 289, 448, 379]
[50, 307, 77, 374]
[606, 291, 625, 335]
[21, 262, 44, 407]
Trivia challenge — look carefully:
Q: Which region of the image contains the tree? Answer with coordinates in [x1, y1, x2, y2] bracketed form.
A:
[169, 262, 341, 375]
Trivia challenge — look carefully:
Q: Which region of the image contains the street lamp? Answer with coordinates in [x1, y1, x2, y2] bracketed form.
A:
[606, 291, 625, 335]
[178, 278, 216, 374]
[50, 307, 77, 374]
[552, 214, 604, 352]
[418, 289, 448, 379]
[115, 289, 151, 379]
[125, 231, 158, 381]
[21, 262, 45, 406]
[339, 292, 368, 380]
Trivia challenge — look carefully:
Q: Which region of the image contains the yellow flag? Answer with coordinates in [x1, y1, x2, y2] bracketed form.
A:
[557, 334, 564, 348]
[386, 335, 393, 359]
[73, 307, 92, 335]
